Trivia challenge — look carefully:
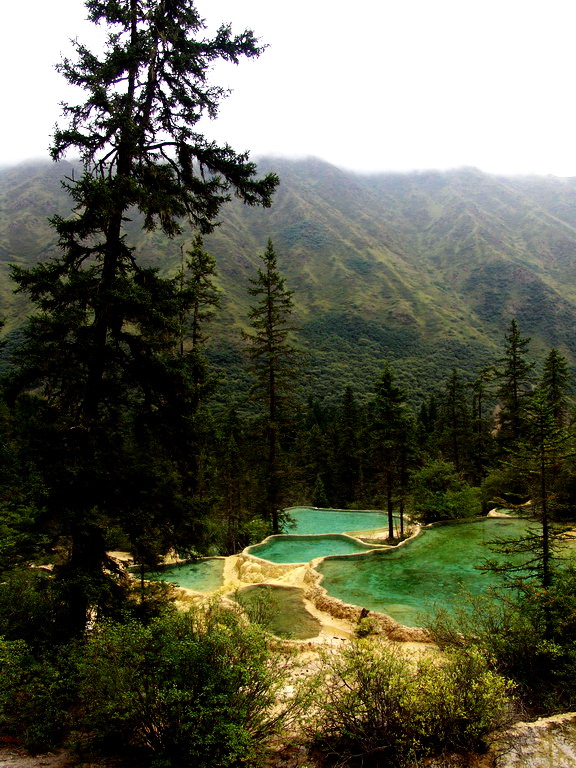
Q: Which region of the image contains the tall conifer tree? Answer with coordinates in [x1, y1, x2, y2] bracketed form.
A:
[368, 364, 412, 539]
[7, 0, 278, 634]
[244, 240, 299, 534]
[495, 319, 535, 446]
[540, 348, 571, 427]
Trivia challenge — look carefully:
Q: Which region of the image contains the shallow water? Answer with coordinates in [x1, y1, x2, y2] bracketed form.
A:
[317, 517, 552, 626]
[286, 507, 391, 535]
[247, 533, 382, 564]
[234, 584, 321, 639]
[146, 511, 573, 630]
[148, 558, 225, 592]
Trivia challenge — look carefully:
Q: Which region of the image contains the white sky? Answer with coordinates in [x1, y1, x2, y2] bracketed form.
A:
[2, 0, 576, 176]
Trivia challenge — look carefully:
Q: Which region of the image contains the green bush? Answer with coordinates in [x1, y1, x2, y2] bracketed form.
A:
[410, 460, 481, 523]
[307, 640, 512, 767]
[0, 570, 70, 649]
[77, 604, 298, 767]
[430, 575, 576, 714]
[0, 638, 78, 752]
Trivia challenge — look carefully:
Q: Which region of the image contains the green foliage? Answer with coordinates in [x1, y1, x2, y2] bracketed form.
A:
[4, 0, 280, 633]
[494, 319, 535, 447]
[234, 584, 321, 640]
[430, 571, 576, 714]
[410, 460, 482, 523]
[77, 606, 296, 767]
[365, 364, 416, 536]
[308, 640, 512, 767]
[354, 616, 379, 637]
[0, 570, 74, 649]
[312, 473, 330, 508]
[0, 638, 78, 752]
[179, 234, 221, 351]
[540, 347, 572, 426]
[243, 239, 301, 532]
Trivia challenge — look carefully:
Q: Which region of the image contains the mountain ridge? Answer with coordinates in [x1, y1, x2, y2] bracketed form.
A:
[2, 156, 576, 402]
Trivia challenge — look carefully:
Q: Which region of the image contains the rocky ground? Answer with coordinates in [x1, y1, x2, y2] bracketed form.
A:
[0, 744, 72, 768]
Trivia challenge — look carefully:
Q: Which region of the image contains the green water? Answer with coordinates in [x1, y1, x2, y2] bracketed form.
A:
[317, 518, 547, 627]
[286, 507, 390, 535]
[148, 558, 225, 592]
[234, 584, 321, 639]
[247, 534, 382, 564]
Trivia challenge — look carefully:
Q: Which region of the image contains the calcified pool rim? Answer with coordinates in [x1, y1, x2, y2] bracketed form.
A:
[243, 531, 392, 565]
[145, 510, 544, 641]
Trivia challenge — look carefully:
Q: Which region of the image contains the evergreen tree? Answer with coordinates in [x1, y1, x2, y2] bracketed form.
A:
[368, 364, 412, 539]
[330, 386, 362, 507]
[312, 473, 330, 509]
[470, 366, 496, 486]
[540, 348, 572, 427]
[219, 421, 244, 554]
[6, 0, 278, 634]
[243, 240, 300, 534]
[495, 319, 535, 446]
[435, 369, 472, 474]
[482, 390, 573, 636]
[179, 235, 220, 353]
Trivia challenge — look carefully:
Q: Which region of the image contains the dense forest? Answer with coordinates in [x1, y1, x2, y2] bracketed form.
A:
[2, 1, 576, 767]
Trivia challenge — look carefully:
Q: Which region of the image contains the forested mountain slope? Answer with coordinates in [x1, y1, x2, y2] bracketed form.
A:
[2, 157, 576, 401]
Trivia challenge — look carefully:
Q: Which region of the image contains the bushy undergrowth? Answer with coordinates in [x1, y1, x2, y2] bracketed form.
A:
[0, 600, 300, 765]
[306, 640, 513, 768]
[409, 460, 482, 523]
[76, 605, 298, 767]
[429, 574, 576, 714]
[0, 638, 78, 752]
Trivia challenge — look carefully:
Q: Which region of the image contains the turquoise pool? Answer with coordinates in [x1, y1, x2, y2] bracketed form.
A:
[148, 558, 225, 592]
[145, 510, 573, 629]
[285, 507, 391, 535]
[246, 533, 384, 564]
[317, 517, 551, 626]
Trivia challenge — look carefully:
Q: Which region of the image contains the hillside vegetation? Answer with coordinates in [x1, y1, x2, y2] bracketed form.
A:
[3, 158, 576, 400]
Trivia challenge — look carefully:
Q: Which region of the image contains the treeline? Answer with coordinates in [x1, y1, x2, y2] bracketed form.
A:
[204, 316, 576, 543]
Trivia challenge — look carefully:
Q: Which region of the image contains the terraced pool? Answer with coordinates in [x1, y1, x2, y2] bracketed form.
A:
[149, 557, 225, 592]
[147, 508, 573, 629]
[317, 517, 535, 626]
[246, 533, 384, 564]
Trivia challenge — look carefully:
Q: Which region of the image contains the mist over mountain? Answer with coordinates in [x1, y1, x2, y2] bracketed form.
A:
[2, 157, 576, 402]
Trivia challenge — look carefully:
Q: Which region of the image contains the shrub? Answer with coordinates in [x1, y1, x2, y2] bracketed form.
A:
[355, 616, 379, 638]
[0, 569, 71, 649]
[77, 604, 298, 767]
[0, 638, 78, 752]
[307, 640, 512, 767]
[430, 576, 576, 714]
[410, 460, 482, 523]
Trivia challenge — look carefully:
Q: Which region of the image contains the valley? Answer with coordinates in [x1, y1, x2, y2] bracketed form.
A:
[3, 158, 576, 402]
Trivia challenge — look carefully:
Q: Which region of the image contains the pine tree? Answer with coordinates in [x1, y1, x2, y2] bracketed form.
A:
[312, 474, 330, 509]
[243, 240, 300, 534]
[179, 235, 220, 353]
[495, 319, 535, 446]
[6, 0, 278, 634]
[482, 390, 573, 636]
[436, 369, 472, 474]
[470, 366, 496, 486]
[368, 364, 413, 539]
[541, 348, 571, 427]
[330, 386, 362, 507]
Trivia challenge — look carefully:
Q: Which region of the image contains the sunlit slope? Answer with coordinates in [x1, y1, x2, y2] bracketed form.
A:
[2, 157, 576, 398]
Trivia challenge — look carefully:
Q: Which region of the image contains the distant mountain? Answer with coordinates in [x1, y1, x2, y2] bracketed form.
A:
[2, 157, 576, 403]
